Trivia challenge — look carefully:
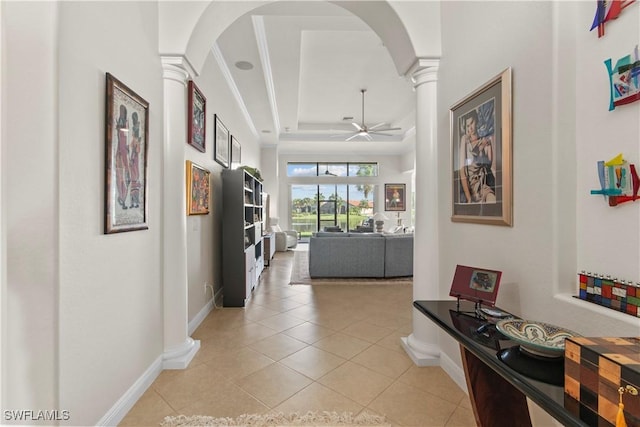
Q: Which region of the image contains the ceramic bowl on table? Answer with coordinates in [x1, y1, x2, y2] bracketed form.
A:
[496, 318, 580, 358]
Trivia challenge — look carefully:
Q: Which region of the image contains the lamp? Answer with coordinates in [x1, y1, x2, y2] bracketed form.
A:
[372, 212, 389, 233]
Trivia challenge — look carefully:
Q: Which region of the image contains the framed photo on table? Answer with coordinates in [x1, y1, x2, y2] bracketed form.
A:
[450, 68, 512, 226]
[186, 160, 210, 215]
[449, 264, 502, 307]
[187, 81, 206, 153]
[104, 73, 149, 234]
[214, 114, 230, 168]
[384, 183, 406, 211]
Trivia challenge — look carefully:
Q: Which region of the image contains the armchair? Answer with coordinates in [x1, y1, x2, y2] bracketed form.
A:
[269, 217, 298, 251]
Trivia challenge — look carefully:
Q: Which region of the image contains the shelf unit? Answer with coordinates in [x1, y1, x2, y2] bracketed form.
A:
[222, 168, 264, 307]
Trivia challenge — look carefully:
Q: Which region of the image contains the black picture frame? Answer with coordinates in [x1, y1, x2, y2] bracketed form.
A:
[214, 114, 230, 168]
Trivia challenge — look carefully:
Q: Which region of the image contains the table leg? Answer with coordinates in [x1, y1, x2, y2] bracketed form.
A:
[460, 345, 532, 427]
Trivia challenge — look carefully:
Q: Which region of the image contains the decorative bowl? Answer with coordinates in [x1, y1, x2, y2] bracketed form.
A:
[496, 319, 580, 358]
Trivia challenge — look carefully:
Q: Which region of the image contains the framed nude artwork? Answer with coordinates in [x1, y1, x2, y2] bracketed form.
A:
[104, 73, 149, 234]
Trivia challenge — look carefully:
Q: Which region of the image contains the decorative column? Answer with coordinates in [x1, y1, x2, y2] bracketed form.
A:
[160, 56, 200, 369]
[401, 59, 441, 366]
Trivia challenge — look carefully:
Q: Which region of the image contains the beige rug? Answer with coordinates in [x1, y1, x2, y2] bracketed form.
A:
[288, 246, 412, 286]
[160, 411, 390, 426]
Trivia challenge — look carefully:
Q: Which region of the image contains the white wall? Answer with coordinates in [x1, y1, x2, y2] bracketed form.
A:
[3, 2, 175, 425]
[436, 0, 639, 376]
[575, 3, 640, 277]
[186, 52, 262, 316]
[56, 2, 164, 424]
[3, 1, 59, 415]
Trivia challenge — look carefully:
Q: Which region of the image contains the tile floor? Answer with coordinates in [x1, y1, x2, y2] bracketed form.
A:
[120, 247, 475, 426]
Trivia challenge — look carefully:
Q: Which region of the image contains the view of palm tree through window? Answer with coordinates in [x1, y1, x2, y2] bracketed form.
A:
[288, 163, 378, 239]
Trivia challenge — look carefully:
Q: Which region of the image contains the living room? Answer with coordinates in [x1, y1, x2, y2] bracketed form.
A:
[3, 1, 640, 426]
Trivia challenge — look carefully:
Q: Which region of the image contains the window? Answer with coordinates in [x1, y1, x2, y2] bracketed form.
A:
[287, 162, 378, 177]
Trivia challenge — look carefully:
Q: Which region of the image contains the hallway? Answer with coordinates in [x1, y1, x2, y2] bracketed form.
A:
[120, 250, 474, 426]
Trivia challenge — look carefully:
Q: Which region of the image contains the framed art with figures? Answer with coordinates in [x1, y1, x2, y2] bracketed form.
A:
[384, 183, 406, 211]
[186, 160, 210, 215]
[187, 80, 206, 153]
[104, 72, 149, 234]
[450, 68, 512, 226]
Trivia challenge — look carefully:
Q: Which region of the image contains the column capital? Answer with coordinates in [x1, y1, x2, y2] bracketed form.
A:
[406, 58, 439, 88]
[161, 55, 197, 86]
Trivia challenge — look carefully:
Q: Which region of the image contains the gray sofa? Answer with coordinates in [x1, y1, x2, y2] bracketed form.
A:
[308, 232, 413, 278]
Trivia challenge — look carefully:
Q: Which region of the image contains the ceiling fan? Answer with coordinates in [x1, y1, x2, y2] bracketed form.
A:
[341, 89, 401, 141]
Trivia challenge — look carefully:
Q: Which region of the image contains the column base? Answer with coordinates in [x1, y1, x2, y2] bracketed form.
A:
[401, 334, 440, 366]
[163, 337, 200, 369]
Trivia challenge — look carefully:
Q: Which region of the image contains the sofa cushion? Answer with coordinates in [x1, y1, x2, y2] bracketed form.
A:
[313, 232, 349, 237]
[309, 236, 385, 278]
[347, 232, 383, 238]
[384, 235, 413, 277]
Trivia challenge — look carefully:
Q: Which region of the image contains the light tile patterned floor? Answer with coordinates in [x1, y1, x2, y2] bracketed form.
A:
[120, 248, 475, 426]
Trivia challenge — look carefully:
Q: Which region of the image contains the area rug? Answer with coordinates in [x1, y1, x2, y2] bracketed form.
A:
[160, 411, 390, 426]
[288, 246, 412, 286]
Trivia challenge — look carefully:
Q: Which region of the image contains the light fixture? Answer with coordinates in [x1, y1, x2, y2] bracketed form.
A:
[372, 212, 389, 233]
[235, 61, 254, 70]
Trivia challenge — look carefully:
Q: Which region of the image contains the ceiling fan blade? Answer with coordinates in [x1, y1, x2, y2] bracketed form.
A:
[364, 133, 373, 141]
[368, 122, 387, 131]
[345, 133, 361, 142]
[352, 122, 364, 131]
[370, 127, 402, 132]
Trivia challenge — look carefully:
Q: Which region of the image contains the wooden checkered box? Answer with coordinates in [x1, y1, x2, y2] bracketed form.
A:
[565, 337, 640, 427]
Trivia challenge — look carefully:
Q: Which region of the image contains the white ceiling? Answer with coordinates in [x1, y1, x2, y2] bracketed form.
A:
[214, 2, 416, 154]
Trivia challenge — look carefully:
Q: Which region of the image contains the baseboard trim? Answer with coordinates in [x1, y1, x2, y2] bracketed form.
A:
[439, 351, 468, 394]
[97, 355, 163, 426]
[188, 297, 214, 336]
[400, 335, 440, 366]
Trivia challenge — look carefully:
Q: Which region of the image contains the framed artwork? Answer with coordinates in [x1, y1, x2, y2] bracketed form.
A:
[231, 135, 241, 169]
[104, 73, 149, 234]
[187, 80, 206, 152]
[450, 68, 512, 226]
[186, 160, 210, 215]
[214, 114, 230, 168]
[384, 183, 406, 211]
[449, 264, 502, 307]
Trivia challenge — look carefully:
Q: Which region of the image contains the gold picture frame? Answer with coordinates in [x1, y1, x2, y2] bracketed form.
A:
[450, 68, 512, 226]
[186, 160, 210, 215]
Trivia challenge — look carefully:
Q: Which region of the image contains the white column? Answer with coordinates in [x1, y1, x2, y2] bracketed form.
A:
[161, 56, 200, 369]
[401, 59, 441, 366]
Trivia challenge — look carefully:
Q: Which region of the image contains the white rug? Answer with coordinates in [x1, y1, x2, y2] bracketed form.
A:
[160, 411, 390, 426]
[288, 246, 412, 286]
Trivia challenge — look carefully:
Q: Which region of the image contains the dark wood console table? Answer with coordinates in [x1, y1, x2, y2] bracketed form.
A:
[414, 300, 589, 427]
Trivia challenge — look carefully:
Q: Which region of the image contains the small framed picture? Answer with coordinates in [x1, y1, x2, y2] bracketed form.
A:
[231, 135, 241, 169]
[384, 183, 406, 211]
[187, 81, 206, 153]
[214, 114, 230, 168]
[104, 73, 149, 234]
[186, 160, 210, 215]
[449, 264, 502, 307]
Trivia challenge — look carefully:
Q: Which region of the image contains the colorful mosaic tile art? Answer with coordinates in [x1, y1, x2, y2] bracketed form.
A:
[578, 272, 640, 318]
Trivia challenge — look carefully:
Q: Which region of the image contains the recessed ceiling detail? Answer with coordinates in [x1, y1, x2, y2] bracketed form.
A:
[214, 2, 415, 153]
